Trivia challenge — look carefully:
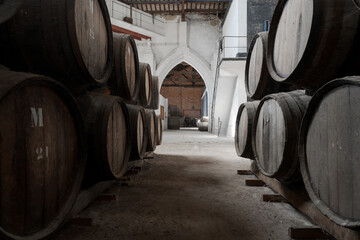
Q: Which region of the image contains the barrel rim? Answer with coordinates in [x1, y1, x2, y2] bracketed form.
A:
[156, 114, 162, 145]
[107, 97, 131, 178]
[112, 34, 140, 102]
[266, 0, 321, 85]
[245, 32, 270, 99]
[67, 0, 113, 85]
[139, 63, 152, 107]
[0, 72, 86, 239]
[0, 0, 22, 24]
[252, 92, 303, 179]
[299, 77, 360, 228]
[145, 109, 157, 152]
[235, 102, 259, 159]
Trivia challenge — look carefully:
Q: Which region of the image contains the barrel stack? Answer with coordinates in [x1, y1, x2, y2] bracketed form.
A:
[236, 0, 360, 228]
[0, 0, 162, 239]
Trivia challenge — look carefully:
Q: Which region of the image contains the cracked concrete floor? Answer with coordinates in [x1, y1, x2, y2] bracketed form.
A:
[51, 129, 312, 240]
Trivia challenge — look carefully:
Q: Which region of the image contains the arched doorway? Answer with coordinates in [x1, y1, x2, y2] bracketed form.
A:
[160, 62, 206, 129]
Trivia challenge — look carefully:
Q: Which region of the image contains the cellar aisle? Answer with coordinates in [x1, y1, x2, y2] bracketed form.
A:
[52, 129, 312, 240]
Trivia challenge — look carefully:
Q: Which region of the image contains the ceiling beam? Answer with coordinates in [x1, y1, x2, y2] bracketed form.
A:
[145, 8, 226, 14]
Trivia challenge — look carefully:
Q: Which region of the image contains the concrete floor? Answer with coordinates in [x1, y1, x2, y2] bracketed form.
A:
[52, 129, 312, 240]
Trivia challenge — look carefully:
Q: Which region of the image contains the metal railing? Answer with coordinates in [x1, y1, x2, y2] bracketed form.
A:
[110, 1, 166, 35]
[219, 36, 247, 60]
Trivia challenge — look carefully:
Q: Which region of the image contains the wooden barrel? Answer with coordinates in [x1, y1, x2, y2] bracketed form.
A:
[0, 70, 86, 239]
[108, 34, 139, 102]
[125, 104, 148, 160]
[138, 63, 152, 107]
[77, 93, 131, 182]
[252, 91, 310, 183]
[145, 109, 157, 152]
[245, 32, 289, 100]
[168, 116, 181, 130]
[149, 76, 159, 109]
[299, 77, 360, 228]
[0, 0, 22, 24]
[266, 0, 360, 90]
[0, 0, 113, 88]
[235, 101, 260, 159]
[155, 114, 163, 146]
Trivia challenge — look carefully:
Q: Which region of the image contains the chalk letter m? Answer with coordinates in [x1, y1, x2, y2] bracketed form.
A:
[31, 108, 44, 127]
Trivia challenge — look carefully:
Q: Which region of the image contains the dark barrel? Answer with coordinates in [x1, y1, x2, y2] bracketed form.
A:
[108, 34, 139, 102]
[0, 0, 22, 24]
[168, 116, 181, 130]
[235, 101, 260, 159]
[155, 114, 163, 145]
[0, 0, 113, 88]
[266, 0, 360, 90]
[77, 93, 131, 182]
[138, 63, 152, 107]
[125, 104, 148, 160]
[299, 77, 360, 228]
[245, 32, 289, 100]
[145, 109, 157, 152]
[252, 91, 310, 183]
[0, 70, 86, 239]
[149, 76, 159, 109]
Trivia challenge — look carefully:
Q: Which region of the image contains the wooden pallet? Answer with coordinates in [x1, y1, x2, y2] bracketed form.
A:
[249, 163, 360, 240]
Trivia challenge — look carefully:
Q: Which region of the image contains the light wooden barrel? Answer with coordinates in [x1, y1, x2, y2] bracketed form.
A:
[108, 34, 139, 102]
[145, 109, 157, 152]
[0, 0, 22, 24]
[149, 76, 159, 109]
[252, 91, 310, 183]
[267, 0, 360, 90]
[0, 0, 113, 88]
[299, 77, 360, 228]
[245, 32, 289, 100]
[235, 101, 260, 159]
[138, 63, 152, 107]
[77, 93, 131, 182]
[155, 114, 163, 146]
[125, 104, 148, 160]
[0, 70, 86, 240]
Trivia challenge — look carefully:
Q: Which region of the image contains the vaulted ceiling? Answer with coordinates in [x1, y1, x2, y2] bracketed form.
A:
[119, 0, 230, 20]
[162, 62, 205, 88]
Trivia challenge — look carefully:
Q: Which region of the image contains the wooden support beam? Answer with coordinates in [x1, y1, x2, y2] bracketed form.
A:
[263, 194, 288, 203]
[181, 0, 185, 21]
[245, 179, 266, 187]
[146, 9, 226, 14]
[112, 25, 151, 40]
[250, 162, 360, 240]
[289, 227, 333, 240]
[237, 170, 253, 175]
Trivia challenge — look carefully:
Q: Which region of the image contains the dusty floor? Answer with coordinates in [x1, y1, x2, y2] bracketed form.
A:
[52, 129, 312, 240]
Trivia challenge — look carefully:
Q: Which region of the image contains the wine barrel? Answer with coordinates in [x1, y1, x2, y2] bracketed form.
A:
[0, 70, 86, 240]
[145, 109, 157, 152]
[149, 76, 159, 109]
[168, 116, 181, 130]
[108, 34, 139, 102]
[155, 114, 163, 146]
[252, 91, 310, 183]
[245, 32, 289, 100]
[235, 101, 260, 159]
[0, 0, 22, 24]
[138, 63, 152, 107]
[299, 77, 360, 228]
[77, 93, 131, 182]
[267, 0, 360, 90]
[0, 0, 113, 88]
[125, 104, 148, 160]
